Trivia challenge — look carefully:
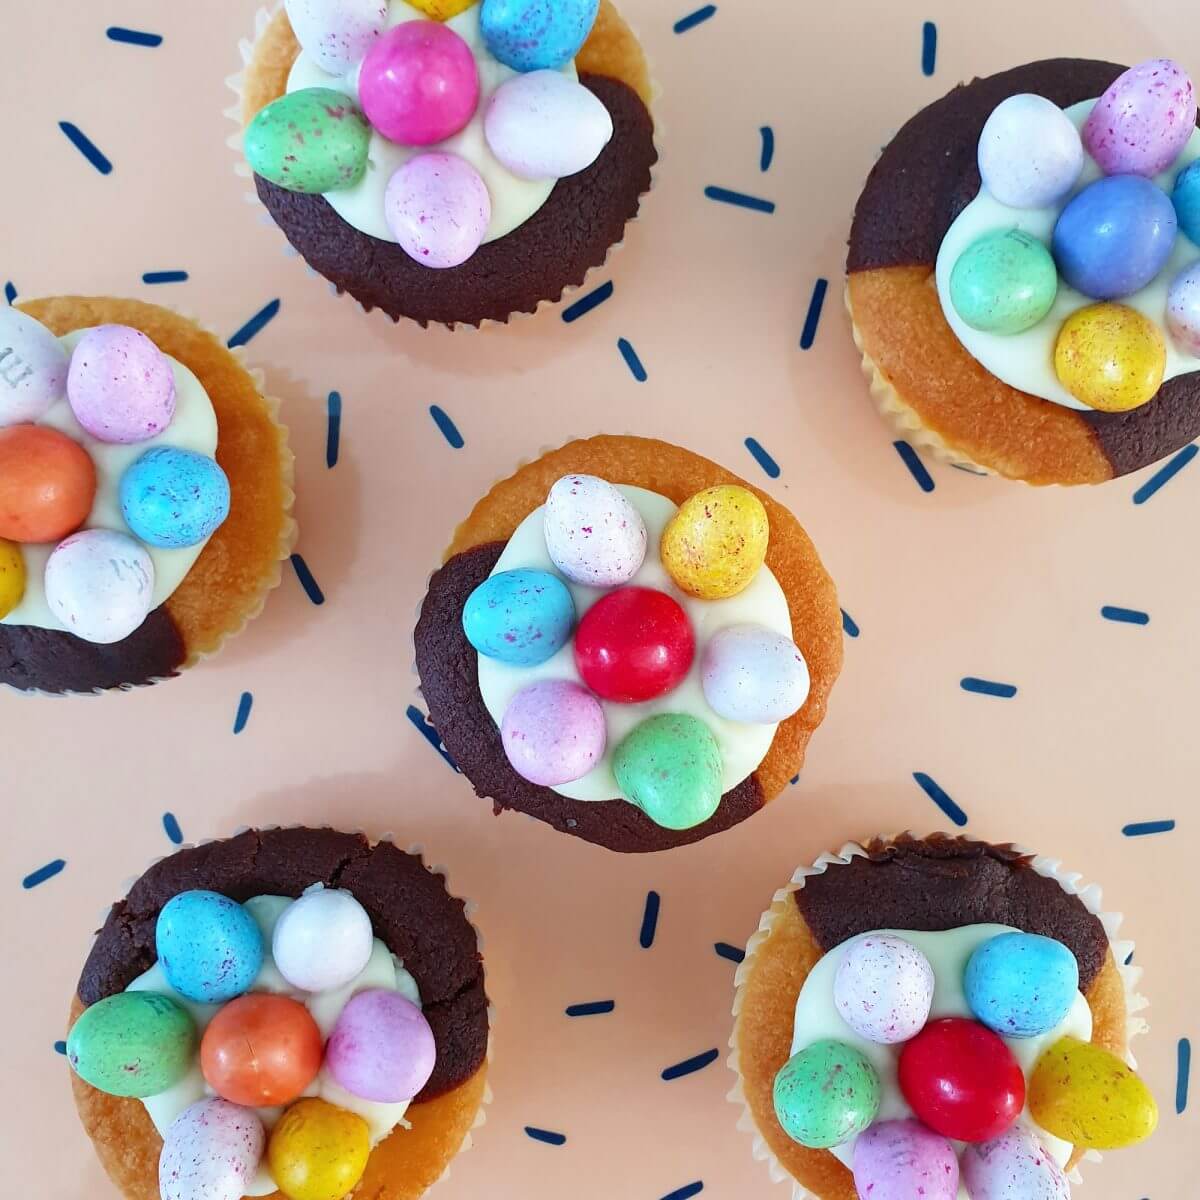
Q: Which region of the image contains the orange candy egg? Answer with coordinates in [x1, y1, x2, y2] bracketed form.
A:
[0, 425, 96, 543]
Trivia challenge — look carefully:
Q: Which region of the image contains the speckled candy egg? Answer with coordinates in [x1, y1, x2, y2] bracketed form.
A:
[0, 538, 24, 618]
[852, 1120, 959, 1200]
[480, 0, 600, 73]
[44, 530, 155, 645]
[160, 1098, 266, 1200]
[701, 624, 809, 724]
[960, 1126, 1070, 1200]
[67, 325, 176, 443]
[155, 890, 264, 1004]
[285, 0, 387, 75]
[501, 679, 606, 785]
[660, 485, 769, 600]
[0, 425, 96, 543]
[0, 307, 68, 425]
[964, 932, 1079, 1039]
[268, 1099, 370, 1200]
[410, 0, 475, 16]
[385, 153, 491, 269]
[1173, 159, 1200, 244]
[543, 474, 647, 586]
[462, 568, 575, 666]
[66, 991, 196, 1098]
[119, 447, 231, 549]
[1166, 261, 1200, 354]
[612, 713, 723, 831]
[833, 934, 935, 1044]
[272, 887, 374, 992]
[978, 94, 1084, 208]
[1054, 302, 1166, 412]
[950, 229, 1059, 334]
[1083, 59, 1196, 178]
[773, 1039, 881, 1149]
[326, 989, 436, 1102]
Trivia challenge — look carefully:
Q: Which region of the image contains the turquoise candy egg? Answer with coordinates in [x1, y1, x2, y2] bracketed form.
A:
[964, 932, 1079, 1038]
[1174, 160, 1200, 246]
[67, 992, 196, 1098]
[245, 87, 371, 194]
[950, 229, 1058, 334]
[773, 1039, 881, 1149]
[156, 890, 264, 1004]
[480, 0, 600, 73]
[119, 447, 231, 549]
[463, 568, 575, 666]
[612, 714, 723, 831]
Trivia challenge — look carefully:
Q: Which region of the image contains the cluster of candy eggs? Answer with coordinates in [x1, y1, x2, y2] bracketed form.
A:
[0, 309, 229, 643]
[67, 886, 435, 1200]
[246, 0, 614, 268]
[772, 931, 1158, 1199]
[950, 58, 1200, 412]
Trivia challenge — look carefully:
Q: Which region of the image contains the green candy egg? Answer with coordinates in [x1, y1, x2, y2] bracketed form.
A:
[245, 87, 371, 194]
[613, 713, 723, 831]
[772, 1039, 881, 1149]
[66, 991, 196, 1098]
[950, 228, 1058, 334]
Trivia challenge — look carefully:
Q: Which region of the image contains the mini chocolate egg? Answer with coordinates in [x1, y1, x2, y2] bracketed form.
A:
[0, 307, 68, 425]
[1166, 261, 1200, 354]
[326, 989, 436, 1102]
[701, 624, 809, 725]
[543, 474, 647, 586]
[44, 530, 155, 645]
[284, 0, 387, 75]
[484, 71, 613, 181]
[268, 1099, 370, 1200]
[480, 0, 600, 73]
[385, 153, 491, 269]
[462, 567, 575, 666]
[501, 679, 606, 785]
[661, 485, 768, 601]
[1174, 160, 1200, 245]
[1054, 303, 1166, 412]
[950, 229, 1059, 334]
[833, 934, 935, 1044]
[0, 425, 95, 543]
[160, 1098, 266, 1200]
[272, 887, 374, 993]
[155, 889, 264, 1004]
[1083, 59, 1196, 178]
[245, 88, 372, 195]
[410, 0, 475, 16]
[978, 94, 1084, 209]
[773, 1039, 881, 1149]
[119, 447, 231, 549]
[612, 713, 723, 831]
[1029, 1035, 1159, 1149]
[960, 1126, 1070, 1200]
[852, 1119, 959, 1200]
[0, 538, 24, 618]
[66, 991, 196, 1098]
[67, 325, 176, 443]
[964, 932, 1079, 1039]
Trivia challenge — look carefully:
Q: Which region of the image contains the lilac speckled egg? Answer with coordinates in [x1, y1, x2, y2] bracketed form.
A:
[852, 1119, 960, 1200]
[67, 325, 176, 444]
[978, 94, 1084, 209]
[1083, 59, 1196, 178]
[701, 624, 810, 724]
[961, 1126, 1070, 1200]
[1167, 261, 1200, 354]
[159, 1098, 265, 1200]
[484, 71, 613, 181]
[501, 679, 606, 786]
[543, 474, 647, 586]
[384, 153, 491, 269]
[272, 887, 374, 993]
[326, 989, 436, 1103]
[0, 307, 68, 426]
[43, 529, 155, 645]
[834, 934, 935, 1044]
[285, 0, 387, 75]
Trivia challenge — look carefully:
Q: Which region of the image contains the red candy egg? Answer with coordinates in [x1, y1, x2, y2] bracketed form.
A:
[574, 587, 695, 703]
[898, 1017, 1025, 1143]
[0, 425, 96, 543]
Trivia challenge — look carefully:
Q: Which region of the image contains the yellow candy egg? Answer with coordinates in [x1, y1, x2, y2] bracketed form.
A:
[0, 539, 25, 619]
[267, 1098, 370, 1200]
[661, 485, 769, 600]
[409, 0, 475, 17]
[1053, 303, 1166, 413]
[1029, 1036, 1159, 1150]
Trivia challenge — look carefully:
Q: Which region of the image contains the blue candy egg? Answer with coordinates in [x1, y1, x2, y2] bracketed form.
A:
[119, 447, 231, 549]
[463, 568, 575, 666]
[156, 890, 264, 1004]
[1052, 175, 1177, 300]
[480, 0, 600, 73]
[1173, 160, 1200, 246]
[964, 932, 1079, 1039]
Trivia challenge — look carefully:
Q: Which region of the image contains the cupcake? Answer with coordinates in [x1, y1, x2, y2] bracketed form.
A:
[414, 435, 843, 853]
[731, 834, 1156, 1200]
[0, 298, 294, 694]
[847, 57, 1200, 484]
[66, 827, 489, 1200]
[235, 0, 656, 328]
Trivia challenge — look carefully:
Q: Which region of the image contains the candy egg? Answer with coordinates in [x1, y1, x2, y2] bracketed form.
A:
[44, 530, 155, 644]
[1051, 175, 1177, 300]
[1166, 261, 1200, 354]
[1029, 1035, 1159, 1149]
[0, 538, 24, 618]
[272, 887, 374, 992]
[544, 474, 647, 587]
[964, 931, 1079, 1039]
[772, 1039, 881, 1149]
[244, 88, 372, 194]
[155, 890, 264, 1004]
[284, 0, 387, 75]
[851, 1119, 959, 1200]
[268, 1099, 370, 1200]
[501, 679, 606, 786]
[119, 447, 231, 549]
[1083, 58, 1196, 178]
[660, 485, 769, 601]
[1173, 160, 1200, 245]
[384, 153, 491, 269]
[67, 325, 176, 443]
[359, 22, 479, 146]
[701, 624, 810, 724]
[410, 0, 475, 16]
[484, 71, 613, 181]
[66, 991, 196, 1098]
[950, 229, 1059, 334]
[159, 1098, 265, 1200]
[480, 0, 600, 73]
[833, 934, 935, 1044]
[960, 1126, 1070, 1200]
[0, 307, 68, 425]
[326, 989, 436, 1102]
[0, 425, 95, 543]
[462, 568, 575, 667]
[978, 94, 1084, 209]
[574, 587, 694, 703]
[612, 713, 723, 831]
[1054, 302, 1166, 412]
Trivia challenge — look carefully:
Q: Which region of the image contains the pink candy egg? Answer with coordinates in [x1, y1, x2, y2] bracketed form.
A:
[543, 474, 647, 586]
[852, 1120, 959, 1200]
[961, 1126, 1070, 1200]
[285, 0, 387, 76]
[385, 153, 492, 268]
[1167, 261, 1200, 354]
[0, 307, 68, 426]
[502, 679, 606, 786]
[834, 934, 935, 1044]
[326, 989, 436, 1103]
[67, 325, 176, 444]
[44, 529, 155, 645]
[159, 1098, 265, 1200]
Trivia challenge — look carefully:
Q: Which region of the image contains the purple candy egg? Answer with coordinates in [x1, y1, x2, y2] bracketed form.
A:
[1167, 261, 1200, 354]
[961, 1126, 1070, 1200]
[159, 1098, 265, 1200]
[385, 153, 491, 269]
[852, 1119, 959, 1200]
[285, 0, 388, 76]
[67, 325, 176, 444]
[501, 679, 606, 786]
[326, 989, 436, 1103]
[834, 934, 935, 1044]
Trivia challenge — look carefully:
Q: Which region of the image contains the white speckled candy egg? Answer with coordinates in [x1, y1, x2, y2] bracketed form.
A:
[544, 475, 647, 586]
[701, 624, 810, 724]
[272, 886, 374, 993]
[960, 1126, 1070, 1200]
[834, 934, 936, 1044]
[285, 0, 388, 76]
[44, 529, 155, 645]
[159, 1098, 265, 1200]
[978, 94, 1084, 209]
[0, 307, 68, 426]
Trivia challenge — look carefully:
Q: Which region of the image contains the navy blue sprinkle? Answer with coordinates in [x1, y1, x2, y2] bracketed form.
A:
[430, 405, 465, 449]
[1125, 950, 1135, 966]
[921, 22, 938, 76]
[745, 437, 780, 478]
[162, 813, 183, 844]
[565, 1000, 615, 1017]
[233, 691, 254, 734]
[524, 1127, 567, 1146]
[790, 774, 800, 785]
[618, 337, 648, 382]
[661, 1186, 704, 1200]
[327, 392, 342, 467]
[759, 126, 775, 172]
[405, 705, 459, 772]
[59, 122, 113, 174]
[562, 281, 614, 323]
[1133, 444, 1197, 504]
[1178, 1038, 1191, 1114]
[662, 1049, 719, 1080]
[640, 890, 660, 948]
[1101, 605, 1150, 625]
[54, 1040, 67, 1055]
[715, 942, 745, 963]
[143, 271, 188, 285]
[227, 299, 280, 348]
[106, 26, 163, 47]
[960, 677, 1018, 699]
[704, 186, 775, 214]
[800, 278, 828, 350]
[4, 283, 15, 305]
[1122, 820, 1176, 837]
[23, 860, 66, 889]
[841, 609, 860, 638]
[913, 772, 968, 827]
[673, 5, 716, 33]
[290, 554, 325, 606]
[894, 441, 935, 492]
[951, 463, 989, 476]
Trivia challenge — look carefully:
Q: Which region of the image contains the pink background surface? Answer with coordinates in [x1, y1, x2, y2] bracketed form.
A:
[1, 1, 1195, 1196]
